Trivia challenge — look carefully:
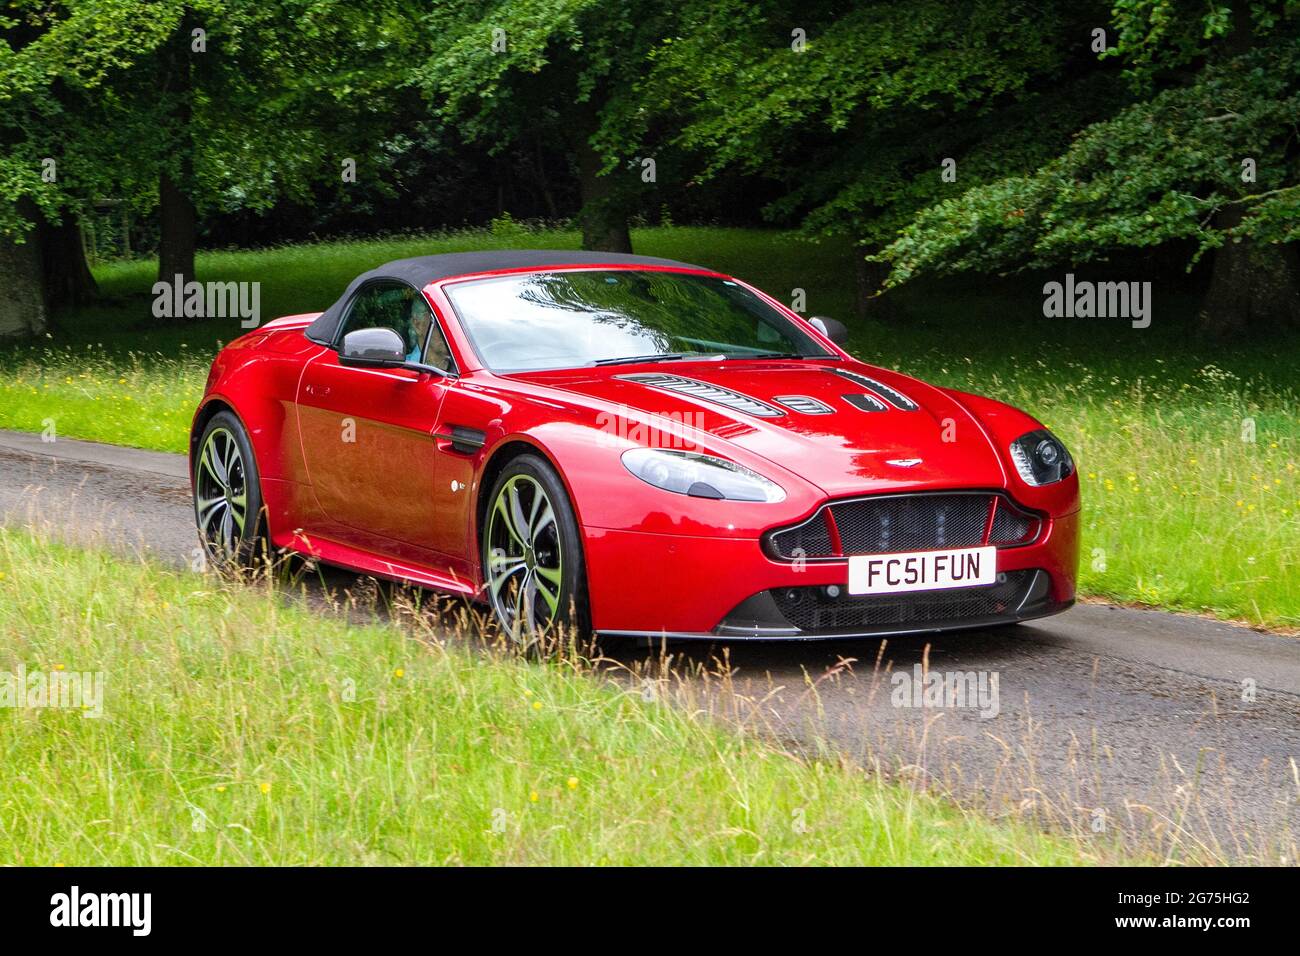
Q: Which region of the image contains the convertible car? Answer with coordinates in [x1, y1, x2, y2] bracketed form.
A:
[191, 250, 1079, 641]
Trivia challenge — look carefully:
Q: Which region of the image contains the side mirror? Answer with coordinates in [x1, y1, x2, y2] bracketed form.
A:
[809, 315, 849, 347]
[339, 327, 406, 368]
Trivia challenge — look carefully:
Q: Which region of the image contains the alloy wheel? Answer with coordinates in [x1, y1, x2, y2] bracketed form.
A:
[486, 474, 563, 640]
[195, 427, 249, 559]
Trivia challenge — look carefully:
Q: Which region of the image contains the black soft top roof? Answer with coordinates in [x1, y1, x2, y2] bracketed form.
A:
[305, 249, 708, 344]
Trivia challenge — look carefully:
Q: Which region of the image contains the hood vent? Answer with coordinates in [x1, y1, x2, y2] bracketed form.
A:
[615, 373, 785, 418]
[842, 393, 887, 412]
[774, 394, 833, 415]
[832, 369, 919, 411]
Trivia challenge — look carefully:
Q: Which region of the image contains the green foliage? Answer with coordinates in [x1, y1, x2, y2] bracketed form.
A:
[414, 0, 663, 161]
[0, 1, 419, 236]
[412, 0, 696, 239]
[644, 0, 1115, 245]
[877, 41, 1300, 283]
[0, 0, 179, 233]
[3, 0, 1296, 311]
[1107, 0, 1248, 81]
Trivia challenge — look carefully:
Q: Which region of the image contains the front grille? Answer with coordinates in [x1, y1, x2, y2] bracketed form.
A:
[771, 570, 1038, 632]
[835, 494, 989, 554]
[615, 373, 784, 418]
[766, 492, 1040, 560]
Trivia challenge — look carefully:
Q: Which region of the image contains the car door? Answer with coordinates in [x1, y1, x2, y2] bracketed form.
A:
[426, 384, 493, 575]
[295, 280, 451, 557]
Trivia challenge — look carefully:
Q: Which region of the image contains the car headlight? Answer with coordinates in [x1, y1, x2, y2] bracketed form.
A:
[1009, 429, 1074, 486]
[621, 448, 786, 502]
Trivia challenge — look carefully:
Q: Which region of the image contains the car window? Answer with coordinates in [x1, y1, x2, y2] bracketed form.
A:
[338, 282, 444, 366]
[422, 318, 454, 372]
[444, 270, 830, 373]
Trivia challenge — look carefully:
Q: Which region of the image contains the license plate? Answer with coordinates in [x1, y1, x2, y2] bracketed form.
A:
[847, 546, 997, 595]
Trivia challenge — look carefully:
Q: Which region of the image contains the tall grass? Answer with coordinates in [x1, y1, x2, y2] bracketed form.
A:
[0, 345, 206, 452]
[0, 529, 1104, 866]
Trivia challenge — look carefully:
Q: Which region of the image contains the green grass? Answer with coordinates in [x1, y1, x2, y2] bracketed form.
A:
[0, 347, 206, 453]
[0, 529, 1105, 865]
[1, 224, 1297, 627]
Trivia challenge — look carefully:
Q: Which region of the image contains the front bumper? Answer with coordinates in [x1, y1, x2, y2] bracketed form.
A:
[584, 509, 1079, 640]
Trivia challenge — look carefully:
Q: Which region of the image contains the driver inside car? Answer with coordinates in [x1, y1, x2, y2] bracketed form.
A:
[405, 296, 431, 364]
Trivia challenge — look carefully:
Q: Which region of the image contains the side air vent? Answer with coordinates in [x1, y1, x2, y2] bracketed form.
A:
[842, 393, 886, 412]
[832, 369, 918, 411]
[433, 425, 487, 454]
[615, 373, 784, 418]
[774, 395, 833, 415]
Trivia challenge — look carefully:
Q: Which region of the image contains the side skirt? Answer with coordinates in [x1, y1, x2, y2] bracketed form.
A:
[276, 531, 478, 597]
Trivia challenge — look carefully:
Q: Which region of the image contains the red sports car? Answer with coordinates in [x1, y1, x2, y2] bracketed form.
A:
[191, 250, 1079, 641]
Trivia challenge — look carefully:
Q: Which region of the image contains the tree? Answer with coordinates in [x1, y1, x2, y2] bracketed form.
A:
[415, 0, 682, 252]
[0, 0, 176, 332]
[644, 0, 1116, 316]
[875, 1, 1300, 339]
[3, 0, 418, 324]
[0, 202, 45, 337]
[116, 0, 418, 288]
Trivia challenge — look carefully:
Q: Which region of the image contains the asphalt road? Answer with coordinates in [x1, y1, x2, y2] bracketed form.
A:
[2, 429, 1297, 862]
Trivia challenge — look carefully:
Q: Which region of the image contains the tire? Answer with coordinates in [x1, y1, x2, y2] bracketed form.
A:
[481, 453, 591, 643]
[193, 410, 266, 569]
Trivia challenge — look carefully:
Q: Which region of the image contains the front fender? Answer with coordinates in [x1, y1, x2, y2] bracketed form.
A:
[943, 388, 1081, 517]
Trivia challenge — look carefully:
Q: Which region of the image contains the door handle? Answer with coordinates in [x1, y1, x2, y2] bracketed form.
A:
[305, 384, 331, 397]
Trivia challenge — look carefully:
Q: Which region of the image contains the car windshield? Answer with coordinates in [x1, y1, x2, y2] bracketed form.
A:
[444, 269, 834, 372]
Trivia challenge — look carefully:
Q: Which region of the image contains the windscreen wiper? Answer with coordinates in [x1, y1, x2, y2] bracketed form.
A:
[742, 351, 838, 360]
[592, 352, 719, 366]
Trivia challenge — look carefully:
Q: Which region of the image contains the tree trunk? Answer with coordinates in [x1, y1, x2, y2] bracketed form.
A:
[158, 170, 197, 287]
[38, 213, 98, 311]
[1192, 3, 1300, 339]
[158, 15, 197, 289]
[0, 205, 48, 339]
[495, 154, 508, 216]
[532, 138, 559, 220]
[1198, 206, 1300, 339]
[854, 254, 899, 323]
[574, 123, 632, 253]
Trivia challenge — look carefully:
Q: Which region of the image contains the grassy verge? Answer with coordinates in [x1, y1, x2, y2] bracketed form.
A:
[0, 224, 1296, 626]
[0, 529, 1104, 865]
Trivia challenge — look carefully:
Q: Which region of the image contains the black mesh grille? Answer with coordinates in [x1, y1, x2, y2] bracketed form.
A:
[990, 503, 1035, 544]
[771, 570, 1037, 632]
[772, 512, 832, 559]
[766, 493, 1040, 560]
[834, 494, 989, 554]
